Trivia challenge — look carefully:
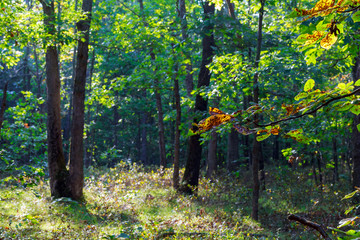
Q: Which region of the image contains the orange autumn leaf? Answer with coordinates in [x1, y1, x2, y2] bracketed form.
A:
[24, 123, 29, 128]
[320, 32, 338, 49]
[194, 114, 233, 133]
[295, 0, 335, 16]
[257, 129, 269, 135]
[209, 107, 225, 115]
[270, 126, 280, 135]
[301, 31, 324, 46]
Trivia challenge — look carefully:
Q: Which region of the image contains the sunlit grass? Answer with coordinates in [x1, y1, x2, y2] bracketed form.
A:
[0, 162, 351, 239]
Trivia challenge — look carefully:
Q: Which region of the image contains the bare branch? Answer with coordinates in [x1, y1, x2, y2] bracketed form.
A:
[288, 214, 332, 240]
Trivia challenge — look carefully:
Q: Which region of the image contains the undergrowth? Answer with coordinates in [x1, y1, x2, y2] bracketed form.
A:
[0, 162, 351, 239]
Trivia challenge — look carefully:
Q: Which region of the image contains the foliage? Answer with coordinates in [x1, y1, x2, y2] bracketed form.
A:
[0, 163, 350, 239]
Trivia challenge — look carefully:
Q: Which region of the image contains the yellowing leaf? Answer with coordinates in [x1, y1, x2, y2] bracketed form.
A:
[295, 0, 335, 16]
[338, 82, 346, 89]
[256, 133, 271, 141]
[209, 107, 224, 115]
[304, 31, 324, 45]
[355, 79, 360, 86]
[304, 79, 315, 92]
[194, 114, 233, 133]
[320, 32, 338, 49]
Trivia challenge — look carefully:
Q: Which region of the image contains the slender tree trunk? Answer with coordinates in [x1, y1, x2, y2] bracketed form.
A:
[0, 82, 8, 137]
[352, 52, 360, 189]
[180, 1, 215, 194]
[173, 68, 181, 189]
[251, 0, 265, 221]
[40, 0, 70, 198]
[227, 129, 239, 171]
[178, 0, 194, 96]
[69, 0, 93, 201]
[140, 111, 148, 164]
[85, 49, 95, 168]
[207, 131, 217, 178]
[64, 0, 78, 165]
[333, 136, 339, 183]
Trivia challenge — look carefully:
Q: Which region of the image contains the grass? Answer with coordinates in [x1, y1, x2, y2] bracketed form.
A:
[0, 162, 353, 239]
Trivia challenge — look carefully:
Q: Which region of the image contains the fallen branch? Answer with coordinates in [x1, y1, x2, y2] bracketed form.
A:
[288, 214, 332, 240]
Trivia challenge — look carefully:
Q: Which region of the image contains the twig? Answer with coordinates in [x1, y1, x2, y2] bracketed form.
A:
[288, 214, 332, 240]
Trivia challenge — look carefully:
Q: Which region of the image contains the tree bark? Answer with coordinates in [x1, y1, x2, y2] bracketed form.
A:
[178, 0, 194, 97]
[173, 70, 181, 189]
[40, 0, 70, 198]
[0, 82, 8, 137]
[207, 131, 217, 178]
[180, 1, 215, 194]
[69, 0, 93, 201]
[352, 52, 360, 189]
[333, 137, 339, 183]
[227, 128, 239, 171]
[140, 111, 148, 164]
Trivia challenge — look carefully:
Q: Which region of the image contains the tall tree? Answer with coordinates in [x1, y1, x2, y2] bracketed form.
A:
[252, 0, 265, 221]
[352, 51, 360, 189]
[180, 1, 215, 194]
[39, 0, 92, 200]
[40, 0, 70, 198]
[69, 0, 93, 201]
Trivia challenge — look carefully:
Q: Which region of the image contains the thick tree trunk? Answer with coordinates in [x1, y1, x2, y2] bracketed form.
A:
[69, 0, 93, 201]
[0, 82, 8, 137]
[352, 53, 360, 189]
[40, 0, 70, 198]
[180, 1, 215, 194]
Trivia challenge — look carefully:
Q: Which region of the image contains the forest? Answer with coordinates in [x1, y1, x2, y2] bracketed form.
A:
[1, 0, 360, 239]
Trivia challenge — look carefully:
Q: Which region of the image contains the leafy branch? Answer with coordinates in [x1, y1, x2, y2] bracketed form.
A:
[256, 86, 360, 128]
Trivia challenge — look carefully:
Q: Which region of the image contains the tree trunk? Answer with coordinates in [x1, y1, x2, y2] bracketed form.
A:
[0, 82, 8, 137]
[40, 0, 70, 198]
[173, 70, 181, 189]
[178, 0, 194, 97]
[227, 128, 239, 171]
[352, 52, 360, 189]
[333, 137, 339, 183]
[85, 48, 96, 168]
[207, 131, 217, 178]
[69, 0, 93, 201]
[251, 0, 265, 221]
[140, 111, 148, 164]
[180, 1, 215, 194]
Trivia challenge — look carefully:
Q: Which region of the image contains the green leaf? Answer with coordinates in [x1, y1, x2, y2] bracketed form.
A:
[355, 79, 360, 86]
[338, 83, 346, 90]
[338, 217, 359, 228]
[351, 106, 360, 115]
[294, 92, 308, 101]
[342, 190, 360, 200]
[357, 124, 360, 133]
[353, 11, 360, 23]
[256, 133, 271, 142]
[304, 79, 315, 92]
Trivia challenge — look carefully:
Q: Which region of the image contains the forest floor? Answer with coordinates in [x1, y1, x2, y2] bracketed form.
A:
[0, 162, 354, 239]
